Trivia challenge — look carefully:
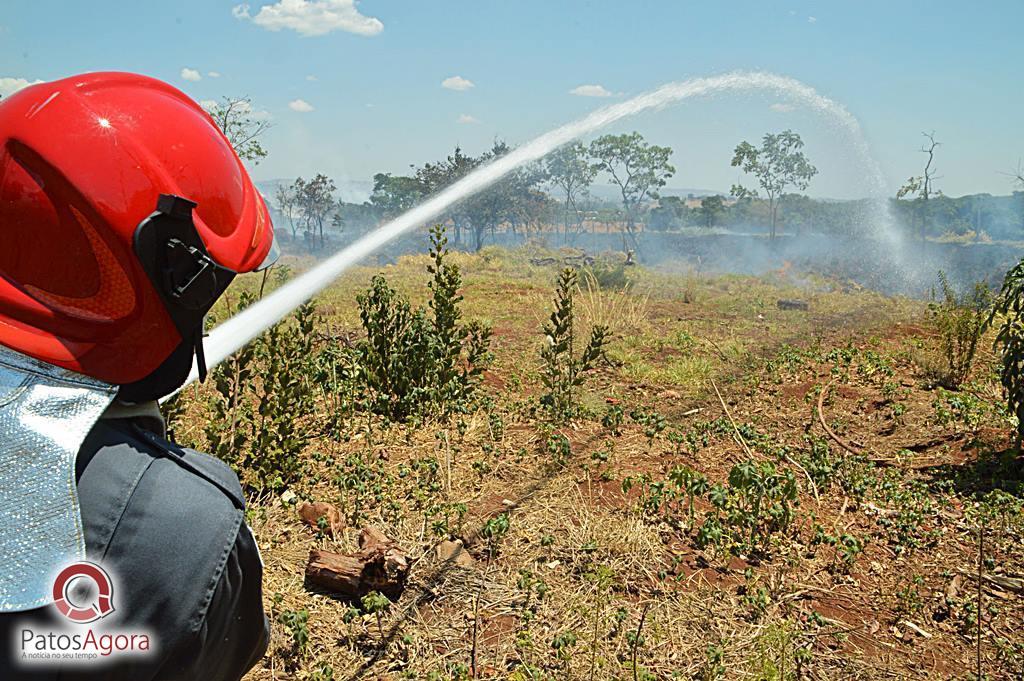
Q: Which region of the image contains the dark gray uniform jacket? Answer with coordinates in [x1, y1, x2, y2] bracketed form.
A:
[0, 408, 269, 680]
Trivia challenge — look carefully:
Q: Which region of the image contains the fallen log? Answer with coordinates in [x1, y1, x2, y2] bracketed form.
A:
[305, 526, 410, 600]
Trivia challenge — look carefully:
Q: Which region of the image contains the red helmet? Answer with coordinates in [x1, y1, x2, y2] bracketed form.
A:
[0, 72, 276, 392]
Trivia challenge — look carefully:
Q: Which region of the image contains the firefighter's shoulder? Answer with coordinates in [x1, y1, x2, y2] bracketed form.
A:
[75, 419, 253, 644]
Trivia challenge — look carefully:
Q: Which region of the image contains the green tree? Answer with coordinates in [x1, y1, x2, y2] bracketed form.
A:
[545, 142, 598, 241]
[464, 142, 547, 251]
[589, 132, 675, 246]
[205, 96, 270, 164]
[370, 172, 424, 219]
[648, 196, 688, 231]
[697, 195, 726, 228]
[334, 200, 380, 237]
[506, 186, 558, 237]
[295, 174, 337, 250]
[967, 194, 994, 240]
[414, 142, 546, 252]
[730, 129, 817, 239]
[780, 193, 819, 235]
[415, 146, 479, 247]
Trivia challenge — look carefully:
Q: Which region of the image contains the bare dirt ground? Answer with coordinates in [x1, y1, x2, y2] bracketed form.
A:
[171, 247, 1023, 680]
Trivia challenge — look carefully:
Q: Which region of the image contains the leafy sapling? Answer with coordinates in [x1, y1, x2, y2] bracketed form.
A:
[361, 590, 391, 640]
[540, 268, 610, 420]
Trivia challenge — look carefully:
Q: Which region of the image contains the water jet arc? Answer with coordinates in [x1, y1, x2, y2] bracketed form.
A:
[178, 71, 893, 391]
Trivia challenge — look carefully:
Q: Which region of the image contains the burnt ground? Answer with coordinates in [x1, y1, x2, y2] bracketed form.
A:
[171, 248, 1023, 680]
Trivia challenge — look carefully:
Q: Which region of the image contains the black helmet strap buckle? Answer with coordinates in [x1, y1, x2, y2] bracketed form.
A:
[134, 194, 236, 384]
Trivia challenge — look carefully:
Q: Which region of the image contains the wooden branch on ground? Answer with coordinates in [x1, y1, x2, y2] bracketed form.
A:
[712, 377, 819, 502]
[710, 378, 753, 458]
[817, 378, 896, 466]
[305, 526, 410, 600]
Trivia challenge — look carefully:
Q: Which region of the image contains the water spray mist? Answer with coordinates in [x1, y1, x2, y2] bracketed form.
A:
[177, 71, 901, 391]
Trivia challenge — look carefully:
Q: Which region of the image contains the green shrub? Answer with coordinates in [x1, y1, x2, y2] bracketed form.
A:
[199, 293, 259, 469]
[601, 404, 624, 434]
[921, 271, 990, 390]
[197, 298, 319, 492]
[540, 268, 609, 420]
[277, 608, 310, 656]
[990, 258, 1024, 444]
[246, 303, 318, 490]
[355, 225, 492, 421]
[583, 258, 634, 291]
[481, 512, 511, 558]
[700, 460, 799, 555]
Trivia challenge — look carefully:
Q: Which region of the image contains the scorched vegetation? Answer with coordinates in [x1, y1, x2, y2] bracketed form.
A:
[167, 234, 1023, 680]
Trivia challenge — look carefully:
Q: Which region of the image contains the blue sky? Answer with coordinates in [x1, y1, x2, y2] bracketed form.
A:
[2, 1, 1022, 199]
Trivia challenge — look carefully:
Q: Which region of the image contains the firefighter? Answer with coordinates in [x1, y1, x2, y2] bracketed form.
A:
[0, 73, 275, 679]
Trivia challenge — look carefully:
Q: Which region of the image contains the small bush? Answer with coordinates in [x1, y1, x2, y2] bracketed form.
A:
[540, 268, 609, 420]
[920, 271, 990, 390]
[583, 258, 634, 291]
[990, 257, 1024, 444]
[355, 225, 492, 421]
[278, 608, 310, 656]
[199, 298, 319, 492]
[247, 303, 319, 490]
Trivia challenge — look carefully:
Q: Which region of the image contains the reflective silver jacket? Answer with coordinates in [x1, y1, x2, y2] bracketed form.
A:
[0, 408, 270, 680]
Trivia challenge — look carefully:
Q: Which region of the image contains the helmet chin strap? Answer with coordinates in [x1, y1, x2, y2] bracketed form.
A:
[126, 194, 235, 402]
[193, 325, 208, 384]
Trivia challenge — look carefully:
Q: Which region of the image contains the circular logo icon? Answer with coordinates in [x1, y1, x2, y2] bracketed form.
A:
[51, 562, 115, 623]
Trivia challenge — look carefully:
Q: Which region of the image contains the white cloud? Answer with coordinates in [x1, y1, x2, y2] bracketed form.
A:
[207, 71, 221, 78]
[569, 84, 612, 97]
[232, 0, 383, 37]
[306, 74, 318, 81]
[457, 113, 479, 124]
[0, 77, 43, 98]
[289, 98, 315, 112]
[770, 102, 795, 113]
[181, 68, 202, 82]
[199, 99, 219, 112]
[808, 16, 817, 23]
[441, 75, 474, 91]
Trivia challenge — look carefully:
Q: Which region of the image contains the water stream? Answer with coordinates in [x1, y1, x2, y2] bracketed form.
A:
[180, 71, 900, 389]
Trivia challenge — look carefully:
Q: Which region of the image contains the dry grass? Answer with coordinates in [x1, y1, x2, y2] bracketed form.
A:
[180, 247, 1024, 680]
[577, 269, 652, 334]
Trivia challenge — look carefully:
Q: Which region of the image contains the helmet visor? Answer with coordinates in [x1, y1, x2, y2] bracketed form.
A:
[255, 232, 281, 271]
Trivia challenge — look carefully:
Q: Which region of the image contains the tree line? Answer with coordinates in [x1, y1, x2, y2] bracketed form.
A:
[212, 98, 1024, 250]
[273, 128, 832, 250]
[350, 133, 677, 251]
